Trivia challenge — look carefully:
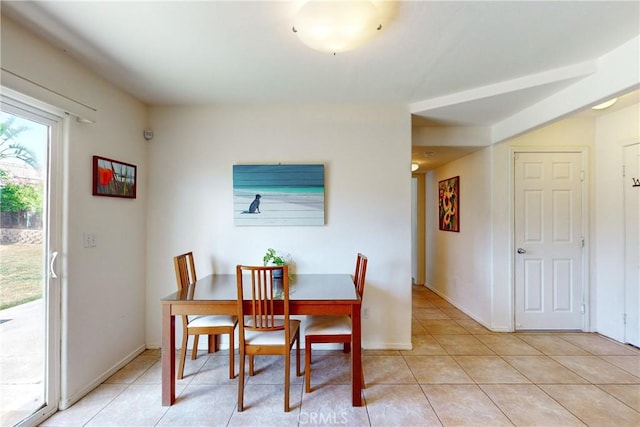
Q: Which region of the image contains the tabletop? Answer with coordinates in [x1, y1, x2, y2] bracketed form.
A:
[162, 273, 359, 302]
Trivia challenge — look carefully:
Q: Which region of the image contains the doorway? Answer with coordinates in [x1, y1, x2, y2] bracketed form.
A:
[513, 150, 586, 330]
[0, 97, 62, 426]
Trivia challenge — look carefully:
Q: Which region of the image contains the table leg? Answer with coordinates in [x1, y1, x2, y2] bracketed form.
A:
[351, 302, 363, 406]
[162, 304, 175, 406]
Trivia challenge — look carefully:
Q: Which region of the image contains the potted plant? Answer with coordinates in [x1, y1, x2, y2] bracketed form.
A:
[263, 248, 293, 280]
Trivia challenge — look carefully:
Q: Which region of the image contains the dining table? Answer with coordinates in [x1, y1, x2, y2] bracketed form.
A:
[161, 273, 363, 407]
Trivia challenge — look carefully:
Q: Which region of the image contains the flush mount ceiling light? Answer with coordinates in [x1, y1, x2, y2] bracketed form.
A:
[592, 97, 618, 110]
[411, 163, 419, 172]
[292, 0, 382, 55]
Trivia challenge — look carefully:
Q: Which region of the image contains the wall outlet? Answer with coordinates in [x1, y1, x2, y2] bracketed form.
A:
[83, 232, 97, 248]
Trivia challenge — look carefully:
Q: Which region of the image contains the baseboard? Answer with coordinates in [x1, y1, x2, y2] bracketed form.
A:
[59, 344, 146, 410]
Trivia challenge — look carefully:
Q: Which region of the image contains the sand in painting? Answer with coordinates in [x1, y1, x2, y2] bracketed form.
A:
[234, 188, 324, 226]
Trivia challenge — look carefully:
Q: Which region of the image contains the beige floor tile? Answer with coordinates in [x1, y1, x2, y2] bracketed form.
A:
[480, 384, 584, 426]
[455, 319, 493, 334]
[541, 384, 640, 426]
[475, 335, 542, 355]
[431, 299, 456, 309]
[156, 384, 237, 426]
[597, 384, 640, 412]
[551, 355, 640, 384]
[363, 355, 417, 385]
[440, 307, 471, 320]
[422, 384, 513, 426]
[364, 384, 441, 427]
[40, 384, 127, 426]
[103, 355, 159, 384]
[600, 355, 640, 376]
[433, 334, 495, 355]
[400, 334, 448, 356]
[412, 296, 437, 309]
[227, 383, 303, 426]
[305, 351, 351, 389]
[235, 355, 304, 385]
[501, 356, 588, 384]
[516, 334, 589, 355]
[420, 319, 469, 335]
[404, 355, 473, 384]
[559, 333, 640, 355]
[85, 384, 172, 426]
[300, 384, 370, 427]
[191, 354, 239, 385]
[413, 308, 450, 320]
[411, 318, 429, 335]
[453, 356, 530, 384]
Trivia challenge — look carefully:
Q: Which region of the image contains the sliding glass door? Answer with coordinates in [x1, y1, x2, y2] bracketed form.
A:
[0, 97, 61, 426]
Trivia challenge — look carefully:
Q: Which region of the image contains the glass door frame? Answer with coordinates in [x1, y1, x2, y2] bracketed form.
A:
[1, 94, 63, 426]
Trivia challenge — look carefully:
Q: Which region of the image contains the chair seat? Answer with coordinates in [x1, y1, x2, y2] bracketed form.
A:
[305, 315, 351, 335]
[245, 320, 301, 345]
[188, 315, 237, 328]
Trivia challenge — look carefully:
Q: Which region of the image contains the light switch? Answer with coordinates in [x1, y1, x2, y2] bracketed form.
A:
[83, 232, 97, 248]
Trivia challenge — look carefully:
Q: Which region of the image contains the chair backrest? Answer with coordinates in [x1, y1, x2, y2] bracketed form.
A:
[354, 253, 368, 298]
[174, 251, 197, 291]
[236, 265, 290, 332]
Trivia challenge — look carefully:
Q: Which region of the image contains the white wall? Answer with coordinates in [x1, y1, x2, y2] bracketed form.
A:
[425, 148, 493, 326]
[146, 105, 413, 350]
[1, 16, 149, 407]
[594, 102, 640, 341]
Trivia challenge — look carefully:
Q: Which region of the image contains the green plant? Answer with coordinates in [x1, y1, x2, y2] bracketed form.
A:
[263, 248, 287, 266]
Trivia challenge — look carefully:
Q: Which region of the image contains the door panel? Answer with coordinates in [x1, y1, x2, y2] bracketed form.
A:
[0, 98, 61, 426]
[515, 152, 584, 330]
[624, 143, 639, 346]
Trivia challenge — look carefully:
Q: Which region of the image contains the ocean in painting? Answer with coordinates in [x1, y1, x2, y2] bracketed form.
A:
[233, 165, 325, 226]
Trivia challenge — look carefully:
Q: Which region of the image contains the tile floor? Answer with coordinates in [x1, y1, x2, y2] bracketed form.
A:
[42, 286, 640, 426]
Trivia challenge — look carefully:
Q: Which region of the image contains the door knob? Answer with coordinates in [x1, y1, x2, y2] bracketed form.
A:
[517, 248, 526, 254]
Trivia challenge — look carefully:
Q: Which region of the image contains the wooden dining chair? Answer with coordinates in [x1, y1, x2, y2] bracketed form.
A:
[304, 253, 368, 393]
[235, 264, 301, 412]
[173, 251, 238, 380]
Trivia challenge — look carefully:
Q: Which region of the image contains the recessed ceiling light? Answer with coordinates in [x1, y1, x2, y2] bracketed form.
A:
[592, 98, 618, 110]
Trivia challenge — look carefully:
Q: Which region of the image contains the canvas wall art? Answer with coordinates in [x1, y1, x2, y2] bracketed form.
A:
[233, 164, 325, 226]
[92, 155, 137, 199]
[438, 176, 459, 232]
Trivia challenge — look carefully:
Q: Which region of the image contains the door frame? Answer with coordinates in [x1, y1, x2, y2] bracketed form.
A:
[510, 146, 590, 331]
[1, 93, 64, 426]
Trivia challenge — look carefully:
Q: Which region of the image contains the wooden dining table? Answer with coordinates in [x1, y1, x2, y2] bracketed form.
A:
[161, 273, 363, 407]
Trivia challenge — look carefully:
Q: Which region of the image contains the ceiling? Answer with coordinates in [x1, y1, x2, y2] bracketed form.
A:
[2, 1, 639, 168]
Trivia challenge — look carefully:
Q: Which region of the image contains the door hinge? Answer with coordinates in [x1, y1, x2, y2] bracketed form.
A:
[581, 237, 585, 248]
[580, 170, 585, 182]
[514, 153, 519, 160]
[622, 165, 626, 177]
[623, 313, 627, 325]
[581, 304, 585, 314]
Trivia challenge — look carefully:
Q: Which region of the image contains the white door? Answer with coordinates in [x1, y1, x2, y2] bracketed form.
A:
[514, 152, 584, 330]
[623, 143, 640, 347]
[0, 97, 62, 426]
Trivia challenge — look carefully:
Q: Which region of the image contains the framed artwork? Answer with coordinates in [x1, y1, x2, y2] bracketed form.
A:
[233, 164, 325, 226]
[92, 155, 137, 199]
[438, 176, 459, 232]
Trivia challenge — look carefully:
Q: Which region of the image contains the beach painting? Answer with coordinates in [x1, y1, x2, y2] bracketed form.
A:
[233, 164, 325, 226]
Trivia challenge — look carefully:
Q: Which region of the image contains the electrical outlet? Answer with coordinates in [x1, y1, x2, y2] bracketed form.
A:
[83, 232, 97, 248]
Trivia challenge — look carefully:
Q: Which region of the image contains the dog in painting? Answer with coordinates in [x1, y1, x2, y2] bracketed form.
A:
[242, 194, 261, 214]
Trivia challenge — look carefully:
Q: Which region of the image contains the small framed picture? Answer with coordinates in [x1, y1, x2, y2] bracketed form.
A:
[438, 176, 459, 232]
[92, 155, 137, 199]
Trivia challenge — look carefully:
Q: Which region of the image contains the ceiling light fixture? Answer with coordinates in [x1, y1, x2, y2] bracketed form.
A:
[292, 0, 382, 55]
[411, 163, 419, 172]
[592, 97, 618, 110]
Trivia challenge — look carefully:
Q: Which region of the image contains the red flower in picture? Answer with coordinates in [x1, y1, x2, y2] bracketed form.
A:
[98, 167, 114, 186]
